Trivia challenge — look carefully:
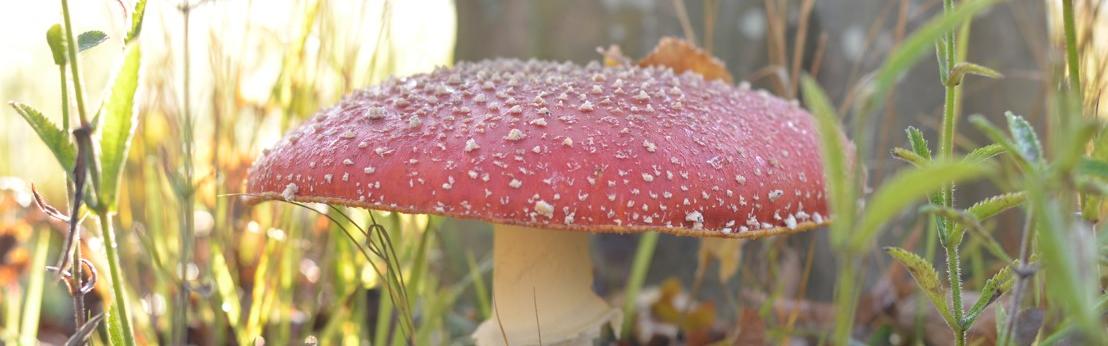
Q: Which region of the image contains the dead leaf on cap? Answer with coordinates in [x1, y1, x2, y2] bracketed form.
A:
[637, 37, 734, 83]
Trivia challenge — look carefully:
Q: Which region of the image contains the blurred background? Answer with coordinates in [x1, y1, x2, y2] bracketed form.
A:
[0, 0, 1097, 345]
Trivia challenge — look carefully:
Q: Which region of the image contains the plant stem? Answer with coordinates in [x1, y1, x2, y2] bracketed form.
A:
[945, 242, 966, 346]
[1002, 210, 1034, 345]
[59, 0, 90, 127]
[98, 212, 136, 346]
[832, 255, 860, 345]
[620, 231, 659, 340]
[173, 3, 196, 345]
[1061, 0, 1081, 98]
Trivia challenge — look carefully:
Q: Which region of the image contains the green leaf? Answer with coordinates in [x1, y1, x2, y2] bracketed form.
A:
[906, 126, 932, 160]
[935, 40, 950, 83]
[893, 147, 927, 167]
[964, 265, 1014, 328]
[47, 24, 67, 65]
[800, 75, 854, 247]
[946, 61, 1003, 86]
[851, 160, 989, 249]
[9, 102, 77, 171]
[77, 30, 107, 52]
[969, 114, 1032, 170]
[1005, 112, 1043, 164]
[963, 144, 1005, 164]
[885, 247, 955, 328]
[967, 192, 1027, 221]
[99, 42, 142, 208]
[861, 0, 1000, 114]
[125, 0, 148, 43]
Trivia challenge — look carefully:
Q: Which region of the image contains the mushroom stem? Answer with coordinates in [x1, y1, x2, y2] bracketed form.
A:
[472, 224, 621, 346]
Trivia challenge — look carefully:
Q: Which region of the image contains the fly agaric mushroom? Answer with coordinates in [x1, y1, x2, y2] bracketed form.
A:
[246, 59, 846, 345]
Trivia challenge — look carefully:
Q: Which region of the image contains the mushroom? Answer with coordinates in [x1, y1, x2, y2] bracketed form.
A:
[245, 59, 846, 345]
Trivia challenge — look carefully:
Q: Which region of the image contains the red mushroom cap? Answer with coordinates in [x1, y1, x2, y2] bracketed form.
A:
[246, 59, 848, 238]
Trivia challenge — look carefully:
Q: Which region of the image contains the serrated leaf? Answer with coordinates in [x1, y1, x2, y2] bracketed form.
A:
[1005, 112, 1043, 163]
[125, 0, 147, 43]
[77, 31, 107, 52]
[967, 192, 1026, 221]
[851, 160, 989, 249]
[885, 247, 955, 328]
[9, 102, 76, 171]
[99, 42, 142, 208]
[946, 61, 1003, 86]
[969, 114, 1032, 170]
[893, 147, 927, 167]
[906, 126, 932, 160]
[963, 144, 1005, 164]
[964, 265, 1014, 328]
[47, 24, 67, 65]
[800, 75, 854, 247]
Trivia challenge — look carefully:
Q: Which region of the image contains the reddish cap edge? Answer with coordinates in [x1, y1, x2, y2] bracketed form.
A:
[241, 192, 827, 239]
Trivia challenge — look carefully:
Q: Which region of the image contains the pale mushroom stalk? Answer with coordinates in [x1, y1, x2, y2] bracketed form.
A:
[472, 225, 619, 345]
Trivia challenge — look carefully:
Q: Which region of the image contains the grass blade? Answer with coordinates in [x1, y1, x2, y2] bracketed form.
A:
[852, 160, 989, 250]
[799, 75, 854, 247]
[98, 42, 142, 208]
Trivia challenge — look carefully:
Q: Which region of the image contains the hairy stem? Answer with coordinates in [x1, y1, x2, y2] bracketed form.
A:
[945, 242, 966, 346]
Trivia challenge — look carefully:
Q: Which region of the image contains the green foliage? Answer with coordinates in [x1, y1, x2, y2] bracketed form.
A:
[885, 247, 953, 327]
[963, 144, 1004, 164]
[9, 102, 76, 171]
[76, 30, 107, 52]
[47, 24, 67, 65]
[98, 42, 142, 209]
[946, 61, 1003, 86]
[799, 75, 854, 247]
[906, 126, 933, 160]
[853, 160, 988, 250]
[964, 264, 1013, 328]
[861, 0, 1000, 115]
[125, 0, 147, 44]
[966, 192, 1026, 221]
[1004, 112, 1043, 164]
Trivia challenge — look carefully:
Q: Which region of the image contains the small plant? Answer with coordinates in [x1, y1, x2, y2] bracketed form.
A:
[800, 0, 1108, 344]
[9, 0, 147, 344]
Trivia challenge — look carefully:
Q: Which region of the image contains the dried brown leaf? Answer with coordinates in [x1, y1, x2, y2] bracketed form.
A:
[637, 37, 734, 83]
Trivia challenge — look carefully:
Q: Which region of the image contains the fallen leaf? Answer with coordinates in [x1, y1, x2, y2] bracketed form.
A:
[638, 37, 734, 83]
[696, 238, 745, 284]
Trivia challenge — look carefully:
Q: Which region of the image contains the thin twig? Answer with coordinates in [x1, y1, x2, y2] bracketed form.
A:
[671, 0, 697, 46]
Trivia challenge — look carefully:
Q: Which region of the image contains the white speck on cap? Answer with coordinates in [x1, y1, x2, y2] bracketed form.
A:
[534, 200, 555, 218]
